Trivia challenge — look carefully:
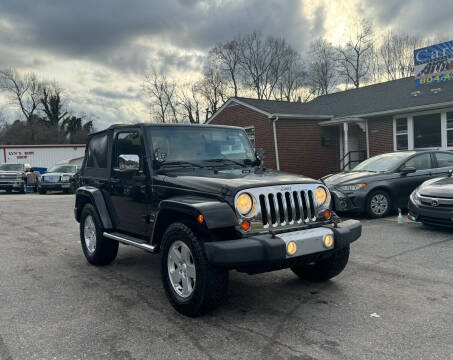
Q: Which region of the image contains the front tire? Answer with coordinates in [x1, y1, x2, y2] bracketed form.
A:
[161, 223, 229, 317]
[291, 246, 350, 282]
[366, 190, 391, 218]
[80, 203, 118, 266]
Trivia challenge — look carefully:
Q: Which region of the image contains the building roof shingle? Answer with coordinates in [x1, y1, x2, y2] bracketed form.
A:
[232, 76, 453, 118]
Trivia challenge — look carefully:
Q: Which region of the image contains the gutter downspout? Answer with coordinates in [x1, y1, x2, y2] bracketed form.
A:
[271, 115, 280, 171]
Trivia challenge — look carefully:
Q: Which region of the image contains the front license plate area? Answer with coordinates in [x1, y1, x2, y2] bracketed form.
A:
[278, 227, 334, 258]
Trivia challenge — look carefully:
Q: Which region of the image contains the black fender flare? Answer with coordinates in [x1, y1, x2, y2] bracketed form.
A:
[75, 186, 113, 229]
[151, 196, 238, 245]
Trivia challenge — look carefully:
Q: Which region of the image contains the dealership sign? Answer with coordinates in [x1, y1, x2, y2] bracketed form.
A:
[414, 40, 453, 86]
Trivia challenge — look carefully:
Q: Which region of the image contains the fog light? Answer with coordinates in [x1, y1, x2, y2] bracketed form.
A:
[323, 234, 334, 248]
[287, 241, 297, 255]
[241, 220, 251, 231]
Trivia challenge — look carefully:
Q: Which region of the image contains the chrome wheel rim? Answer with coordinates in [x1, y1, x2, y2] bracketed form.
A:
[167, 240, 196, 298]
[84, 215, 97, 254]
[370, 194, 388, 215]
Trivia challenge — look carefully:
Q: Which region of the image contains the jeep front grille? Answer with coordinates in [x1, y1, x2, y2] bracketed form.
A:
[259, 190, 316, 227]
[235, 184, 329, 231]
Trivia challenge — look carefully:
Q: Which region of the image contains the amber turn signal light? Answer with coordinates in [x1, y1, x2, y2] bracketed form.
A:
[197, 214, 204, 223]
[241, 220, 251, 231]
[323, 209, 331, 220]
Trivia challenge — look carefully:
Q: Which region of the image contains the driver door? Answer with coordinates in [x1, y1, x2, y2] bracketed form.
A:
[109, 130, 151, 236]
[393, 153, 434, 208]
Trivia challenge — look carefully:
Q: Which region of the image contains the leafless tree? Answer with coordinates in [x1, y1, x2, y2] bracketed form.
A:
[0, 69, 43, 122]
[211, 39, 242, 97]
[336, 22, 374, 88]
[197, 55, 228, 118]
[178, 84, 202, 124]
[274, 48, 306, 101]
[379, 31, 428, 81]
[143, 69, 178, 123]
[307, 38, 338, 95]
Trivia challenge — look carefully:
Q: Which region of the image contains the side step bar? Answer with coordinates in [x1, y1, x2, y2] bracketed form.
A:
[103, 232, 156, 252]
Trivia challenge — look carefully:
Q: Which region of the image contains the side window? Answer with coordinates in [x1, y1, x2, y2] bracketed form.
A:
[435, 152, 453, 168]
[114, 132, 144, 169]
[404, 153, 432, 170]
[86, 134, 108, 168]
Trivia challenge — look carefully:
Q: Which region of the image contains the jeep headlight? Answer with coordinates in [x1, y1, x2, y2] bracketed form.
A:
[339, 183, 366, 192]
[315, 186, 329, 206]
[61, 175, 71, 182]
[235, 193, 257, 216]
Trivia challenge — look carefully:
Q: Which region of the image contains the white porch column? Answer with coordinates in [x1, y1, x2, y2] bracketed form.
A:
[343, 122, 349, 170]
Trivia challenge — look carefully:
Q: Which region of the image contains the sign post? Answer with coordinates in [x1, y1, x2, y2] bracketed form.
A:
[414, 40, 453, 86]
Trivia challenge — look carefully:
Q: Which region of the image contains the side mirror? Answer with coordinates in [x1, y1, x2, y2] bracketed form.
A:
[448, 169, 453, 177]
[399, 166, 416, 175]
[117, 154, 140, 171]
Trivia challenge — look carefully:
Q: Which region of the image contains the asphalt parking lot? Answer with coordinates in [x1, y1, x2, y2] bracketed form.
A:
[0, 194, 452, 360]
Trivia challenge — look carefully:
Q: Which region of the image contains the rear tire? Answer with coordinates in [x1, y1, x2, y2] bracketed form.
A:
[366, 190, 391, 218]
[80, 203, 118, 266]
[291, 246, 350, 282]
[161, 223, 229, 317]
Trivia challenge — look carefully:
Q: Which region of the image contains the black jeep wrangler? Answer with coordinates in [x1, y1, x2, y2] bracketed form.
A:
[74, 124, 361, 316]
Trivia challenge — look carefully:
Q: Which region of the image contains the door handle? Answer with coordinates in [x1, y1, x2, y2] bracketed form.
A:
[111, 178, 121, 184]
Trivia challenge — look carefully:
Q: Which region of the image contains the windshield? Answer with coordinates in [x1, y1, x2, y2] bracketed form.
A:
[0, 164, 23, 171]
[353, 153, 412, 172]
[147, 126, 255, 165]
[47, 165, 77, 173]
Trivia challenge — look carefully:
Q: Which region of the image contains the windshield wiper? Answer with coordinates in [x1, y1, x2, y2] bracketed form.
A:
[160, 161, 203, 168]
[204, 158, 247, 167]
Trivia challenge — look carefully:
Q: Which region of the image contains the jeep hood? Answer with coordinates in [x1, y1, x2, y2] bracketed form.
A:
[161, 168, 320, 195]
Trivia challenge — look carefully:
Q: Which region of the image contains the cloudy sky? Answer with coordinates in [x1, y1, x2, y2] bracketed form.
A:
[0, 0, 451, 129]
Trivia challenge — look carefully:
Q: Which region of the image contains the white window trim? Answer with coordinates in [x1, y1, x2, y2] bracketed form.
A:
[393, 107, 453, 151]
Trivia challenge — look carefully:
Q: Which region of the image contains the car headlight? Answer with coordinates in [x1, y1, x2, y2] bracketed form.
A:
[314, 186, 329, 205]
[339, 183, 366, 192]
[61, 175, 71, 182]
[235, 193, 257, 216]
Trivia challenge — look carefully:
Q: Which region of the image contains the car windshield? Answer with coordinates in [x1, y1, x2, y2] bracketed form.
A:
[0, 164, 23, 171]
[48, 165, 77, 173]
[353, 153, 412, 172]
[147, 126, 255, 165]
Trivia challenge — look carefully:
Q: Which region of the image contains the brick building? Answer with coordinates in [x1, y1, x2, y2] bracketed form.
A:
[208, 77, 453, 179]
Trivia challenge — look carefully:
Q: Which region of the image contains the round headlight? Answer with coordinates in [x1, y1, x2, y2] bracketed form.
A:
[315, 186, 327, 205]
[236, 193, 253, 215]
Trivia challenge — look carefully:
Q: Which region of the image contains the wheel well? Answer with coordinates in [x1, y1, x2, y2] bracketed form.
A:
[75, 194, 92, 222]
[152, 209, 205, 250]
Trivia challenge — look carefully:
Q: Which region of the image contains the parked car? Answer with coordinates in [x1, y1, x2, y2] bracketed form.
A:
[322, 150, 453, 218]
[38, 163, 80, 194]
[408, 169, 453, 227]
[0, 163, 38, 193]
[75, 124, 361, 316]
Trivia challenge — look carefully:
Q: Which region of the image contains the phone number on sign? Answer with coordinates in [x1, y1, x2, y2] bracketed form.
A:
[417, 72, 453, 85]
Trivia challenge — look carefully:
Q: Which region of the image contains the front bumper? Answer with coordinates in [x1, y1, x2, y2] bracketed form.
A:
[39, 182, 71, 191]
[204, 219, 361, 272]
[408, 195, 453, 227]
[0, 181, 24, 190]
[330, 189, 366, 213]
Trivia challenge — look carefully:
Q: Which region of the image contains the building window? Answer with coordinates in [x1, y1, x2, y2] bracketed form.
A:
[395, 118, 408, 150]
[244, 126, 255, 148]
[413, 113, 441, 149]
[447, 112, 453, 147]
